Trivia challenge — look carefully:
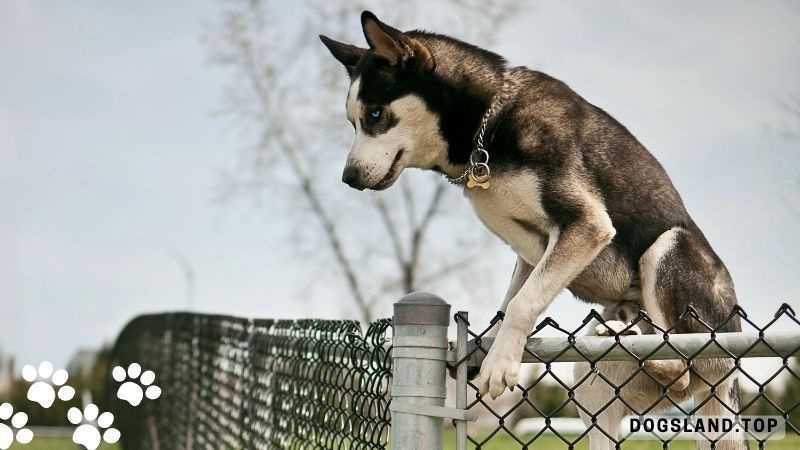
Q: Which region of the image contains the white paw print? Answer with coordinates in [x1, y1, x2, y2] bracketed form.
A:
[68, 404, 120, 450]
[21, 361, 76, 408]
[0, 403, 33, 450]
[113, 363, 161, 407]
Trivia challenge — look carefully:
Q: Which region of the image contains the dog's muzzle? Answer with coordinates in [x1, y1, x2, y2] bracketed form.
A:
[341, 165, 365, 190]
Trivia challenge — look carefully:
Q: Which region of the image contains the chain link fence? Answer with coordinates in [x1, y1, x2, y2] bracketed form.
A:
[450, 303, 800, 449]
[106, 313, 392, 450]
[106, 298, 799, 449]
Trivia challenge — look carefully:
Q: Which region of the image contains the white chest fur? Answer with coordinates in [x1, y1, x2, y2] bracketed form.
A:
[464, 173, 553, 266]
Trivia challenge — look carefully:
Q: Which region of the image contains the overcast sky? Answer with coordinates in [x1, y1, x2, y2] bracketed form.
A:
[1, 0, 798, 380]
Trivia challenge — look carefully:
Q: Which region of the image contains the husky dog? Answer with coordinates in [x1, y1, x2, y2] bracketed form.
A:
[321, 11, 744, 449]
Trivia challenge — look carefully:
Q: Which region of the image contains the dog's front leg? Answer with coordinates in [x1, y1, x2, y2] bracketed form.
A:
[476, 216, 616, 399]
[486, 256, 535, 337]
[454, 257, 533, 382]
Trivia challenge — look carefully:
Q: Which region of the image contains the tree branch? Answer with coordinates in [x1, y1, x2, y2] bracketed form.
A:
[372, 196, 408, 271]
[400, 177, 418, 232]
[416, 253, 478, 287]
[209, 0, 524, 322]
[238, 38, 373, 322]
[406, 181, 447, 290]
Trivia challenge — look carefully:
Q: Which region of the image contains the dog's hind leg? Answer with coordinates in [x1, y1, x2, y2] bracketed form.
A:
[574, 307, 691, 450]
[574, 360, 629, 450]
[576, 356, 696, 450]
[692, 359, 748, 450]
[639, 228, 693, 392]
[640, 226, 742, 395]
[639, 227, 746, 449]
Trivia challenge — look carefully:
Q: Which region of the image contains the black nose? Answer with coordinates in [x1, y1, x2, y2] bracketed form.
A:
[342, 166, 364, 190]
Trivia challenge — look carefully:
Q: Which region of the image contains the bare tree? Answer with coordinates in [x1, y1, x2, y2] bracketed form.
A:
[205, 0, 524, 322]
[766, 2, 800, 216]
[772, 1, 800, 215]
[764, 89, 800, 215]
[776, 96, 800, 216]
[766, 94, 800, 140]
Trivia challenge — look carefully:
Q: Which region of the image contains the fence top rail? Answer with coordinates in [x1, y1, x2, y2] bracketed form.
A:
[454, 330, 800, 367]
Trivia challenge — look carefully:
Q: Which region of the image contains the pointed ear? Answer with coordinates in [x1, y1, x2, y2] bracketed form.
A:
[360, 11, 434, 71]
[319, 35, 366, 76]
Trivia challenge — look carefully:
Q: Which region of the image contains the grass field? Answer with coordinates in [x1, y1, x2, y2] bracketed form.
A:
[443, 431, 800, 449]
[8, 438, 119, 450]
[8, 434, 797, 449]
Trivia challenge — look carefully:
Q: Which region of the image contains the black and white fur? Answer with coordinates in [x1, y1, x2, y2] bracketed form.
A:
[322, 12, 744, 449]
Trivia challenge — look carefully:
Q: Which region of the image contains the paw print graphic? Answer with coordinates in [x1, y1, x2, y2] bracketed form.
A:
[113, 363, 161, 406]
[68, 404, 120, 450]
[0, 403, 33, 449]
[21, 361, 76, 408]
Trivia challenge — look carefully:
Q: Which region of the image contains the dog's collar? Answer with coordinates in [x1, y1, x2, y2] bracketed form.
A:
[445, 70, 516, 189]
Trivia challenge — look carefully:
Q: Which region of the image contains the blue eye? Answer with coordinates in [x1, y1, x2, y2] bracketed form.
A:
[370, 109, 381, 119]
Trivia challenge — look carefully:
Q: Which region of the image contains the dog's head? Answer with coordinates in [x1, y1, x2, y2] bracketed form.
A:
[320, 12, 447, 191]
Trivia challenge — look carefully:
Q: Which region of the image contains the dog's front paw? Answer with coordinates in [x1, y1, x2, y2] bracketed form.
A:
[595, 320, 642, 336]
[475, 345, 521, 399]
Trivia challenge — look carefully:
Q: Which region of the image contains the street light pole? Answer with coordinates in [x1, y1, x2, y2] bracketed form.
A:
[168, 250, 195, 311]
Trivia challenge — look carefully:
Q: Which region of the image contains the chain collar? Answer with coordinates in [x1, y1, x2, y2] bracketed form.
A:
[445, 71, 516, 188]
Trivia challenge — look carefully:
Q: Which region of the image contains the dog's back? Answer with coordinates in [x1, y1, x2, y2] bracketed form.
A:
[322, 13, 745, 448]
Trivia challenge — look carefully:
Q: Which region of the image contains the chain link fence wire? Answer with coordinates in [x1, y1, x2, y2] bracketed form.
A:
[105, 304, 799, 450]
[451, 304, 800, 449]
[106, 313, 392, 450]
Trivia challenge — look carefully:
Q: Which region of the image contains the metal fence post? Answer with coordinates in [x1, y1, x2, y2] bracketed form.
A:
[391, 292, 452, 450]
[455, 312, 468, 450]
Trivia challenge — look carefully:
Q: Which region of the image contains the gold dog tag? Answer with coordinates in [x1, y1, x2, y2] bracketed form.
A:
[467, 173, 490, 189]
[467, 164, 491, 189]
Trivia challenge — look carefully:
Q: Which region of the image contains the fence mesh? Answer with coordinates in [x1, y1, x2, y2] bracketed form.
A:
[106, 304, 799, 449]
[106, 313, 392, 450]
[451, 304, 800, 449]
